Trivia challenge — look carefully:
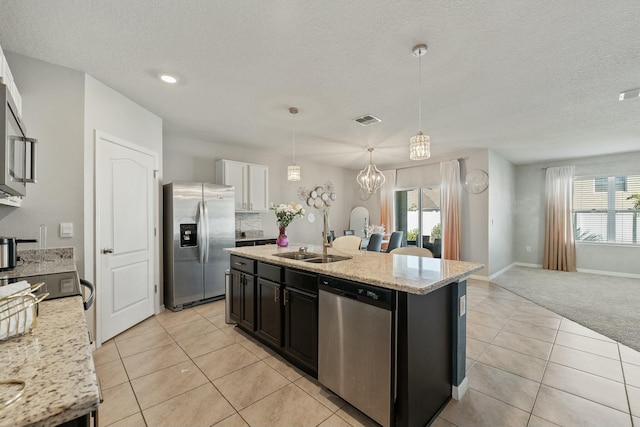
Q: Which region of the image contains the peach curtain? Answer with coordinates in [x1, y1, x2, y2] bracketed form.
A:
[440, 160, 461, 260]
[379, 170, 396, 234]
[543, 166, 577, 271]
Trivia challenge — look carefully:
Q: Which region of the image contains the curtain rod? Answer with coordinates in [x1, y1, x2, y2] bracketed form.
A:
[541, 158, 640, 170]
[393, 156, 469, 172]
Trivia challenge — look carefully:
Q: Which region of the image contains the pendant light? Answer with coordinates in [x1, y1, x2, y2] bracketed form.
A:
[287, 107, 301, 181]
[410, 43, 430, 160]
[357, 148, 386, 194]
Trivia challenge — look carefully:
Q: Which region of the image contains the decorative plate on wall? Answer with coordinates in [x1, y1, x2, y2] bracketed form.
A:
[463, 169, 489, 194]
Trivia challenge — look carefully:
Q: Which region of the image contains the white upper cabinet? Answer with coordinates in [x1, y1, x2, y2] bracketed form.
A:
[248, 164, 269, 212]
[216, 159, 269, 212]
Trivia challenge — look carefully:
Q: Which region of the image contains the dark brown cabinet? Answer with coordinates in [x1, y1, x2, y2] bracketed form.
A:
[257, 278, 282, 347]
[230, 255, 257, 331]
[256, 262, 284, 347]
[283, 268, 318, 373]
[233, 259, 318, 375]
[284, 286, 317, 372]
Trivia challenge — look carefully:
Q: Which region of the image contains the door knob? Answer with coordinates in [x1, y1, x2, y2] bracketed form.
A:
[102, 248, 114, 254]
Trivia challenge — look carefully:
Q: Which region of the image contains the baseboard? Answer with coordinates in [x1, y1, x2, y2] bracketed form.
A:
[452, 377, 469, 401]
[576, 268, 640, 279]
[488, 263, 517, 280]
[514, 262, 543, 268]
[511, 263, 639, 279]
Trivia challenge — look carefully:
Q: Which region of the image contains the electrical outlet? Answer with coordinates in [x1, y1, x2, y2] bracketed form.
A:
[526, 246, 531, 252]
[459, 295, 466, 317]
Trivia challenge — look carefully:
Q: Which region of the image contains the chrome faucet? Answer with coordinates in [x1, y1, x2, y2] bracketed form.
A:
[322, 210, 333, 257]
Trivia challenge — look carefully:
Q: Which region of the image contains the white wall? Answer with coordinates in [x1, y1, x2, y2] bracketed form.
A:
[460, 150, 489, 276]
[515, 151, 640, 275]
[0, 53, 85, 269]
[83, 75, 163, 335]
[163, 134, 357, 245]
[488, 150, 516, 276]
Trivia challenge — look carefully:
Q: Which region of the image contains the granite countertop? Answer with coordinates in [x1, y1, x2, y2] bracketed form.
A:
[0, 248, 76, 280]
[224, 244, 484, 295]
[0, 297, 100, 427]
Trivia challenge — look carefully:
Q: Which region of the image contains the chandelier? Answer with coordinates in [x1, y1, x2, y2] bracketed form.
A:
[287, 107, 301, 181]
[356, 148, 386, 194]
[410, 43, 431, 160]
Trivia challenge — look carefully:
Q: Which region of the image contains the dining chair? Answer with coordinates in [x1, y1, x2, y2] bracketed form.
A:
[332, 235, 363, 251]
[343, 230, 355, 236]
[366, 233, 384, 252]
[389, 247, 433, 257]
[385, 231, 403, 253]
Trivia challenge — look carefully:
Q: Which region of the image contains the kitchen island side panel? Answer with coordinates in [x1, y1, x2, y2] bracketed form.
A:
[396, 283, 452, 427]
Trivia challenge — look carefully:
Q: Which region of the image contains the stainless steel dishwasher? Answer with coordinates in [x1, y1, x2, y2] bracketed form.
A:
[318, 275, 395, 427]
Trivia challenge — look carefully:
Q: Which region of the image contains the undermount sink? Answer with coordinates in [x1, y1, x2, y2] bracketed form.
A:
[273, 252, 323, 260]
[303, 255, 352, 263]
[273, 252, 352, 263]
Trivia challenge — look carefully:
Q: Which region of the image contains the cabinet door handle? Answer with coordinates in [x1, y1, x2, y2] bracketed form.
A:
[234, 261, 245, 266]
[274, 287, 279, 303]
[283, 289, 289, 305]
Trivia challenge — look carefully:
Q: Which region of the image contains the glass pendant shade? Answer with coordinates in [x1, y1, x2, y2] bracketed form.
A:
[287, 164, 301, 181]
[356, 148, 386, 194]
[409, 131, 430, 160]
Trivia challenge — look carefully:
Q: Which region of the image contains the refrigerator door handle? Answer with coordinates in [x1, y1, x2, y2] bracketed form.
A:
[197, 201, 205, 264]
[203, 200, 210, 263]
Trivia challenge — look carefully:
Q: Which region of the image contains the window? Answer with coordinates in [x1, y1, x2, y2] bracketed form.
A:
[573, 175, 640, 244]
[394, 187, 440, 249]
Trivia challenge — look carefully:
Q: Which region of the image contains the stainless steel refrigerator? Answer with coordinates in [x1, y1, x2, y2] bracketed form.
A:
[163, 182, 235, 311]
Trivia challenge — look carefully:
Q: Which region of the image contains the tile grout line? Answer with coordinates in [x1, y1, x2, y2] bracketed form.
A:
[473, 294, 545, 423]
[618, 342, 636, 427]
[527, 317, 565, 427]
[108, 338, 148, 427]
[155, 310, 343, 425]
[476, 285, 551, 427]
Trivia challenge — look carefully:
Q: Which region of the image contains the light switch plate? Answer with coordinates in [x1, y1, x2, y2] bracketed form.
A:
[60, 222, 73, 238]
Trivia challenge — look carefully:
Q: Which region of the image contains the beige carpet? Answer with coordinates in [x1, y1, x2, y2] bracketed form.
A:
[491, 266, 640, 352]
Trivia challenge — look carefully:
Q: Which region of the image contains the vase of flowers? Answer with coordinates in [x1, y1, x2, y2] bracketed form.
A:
[271, 202, 305, 247]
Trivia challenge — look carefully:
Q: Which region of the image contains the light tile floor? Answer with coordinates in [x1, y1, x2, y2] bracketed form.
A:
[93, 280, 640, 427]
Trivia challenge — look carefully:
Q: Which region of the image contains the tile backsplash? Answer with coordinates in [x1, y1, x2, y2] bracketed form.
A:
[235, 212, 262, 233]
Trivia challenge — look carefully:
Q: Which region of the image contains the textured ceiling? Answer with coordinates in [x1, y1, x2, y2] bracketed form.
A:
[1, 0, 639, 170]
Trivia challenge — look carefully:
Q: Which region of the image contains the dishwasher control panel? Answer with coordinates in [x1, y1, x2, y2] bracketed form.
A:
[318, 275, 394, 309]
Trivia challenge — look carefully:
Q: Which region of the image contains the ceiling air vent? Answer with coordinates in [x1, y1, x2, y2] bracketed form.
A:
[354, 114, 381, 126]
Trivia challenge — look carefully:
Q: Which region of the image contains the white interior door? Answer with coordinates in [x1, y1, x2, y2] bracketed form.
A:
[96, 134, 157, 342]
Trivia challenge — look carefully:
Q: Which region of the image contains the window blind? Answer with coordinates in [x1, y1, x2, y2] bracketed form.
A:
[573, 175, 640, 244]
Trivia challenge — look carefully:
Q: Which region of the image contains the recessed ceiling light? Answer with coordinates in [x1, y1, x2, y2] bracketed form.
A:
[619, 88, 640, 101]
[159, 74, 179, 84]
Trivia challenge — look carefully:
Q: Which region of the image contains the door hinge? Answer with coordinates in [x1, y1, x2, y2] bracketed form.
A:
[154, 285, 158, 293]
[154, 227, 157, 236]
[153, 169, 159, 179]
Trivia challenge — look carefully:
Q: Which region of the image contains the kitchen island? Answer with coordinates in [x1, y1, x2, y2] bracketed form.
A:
[225, 243, 483, 427]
